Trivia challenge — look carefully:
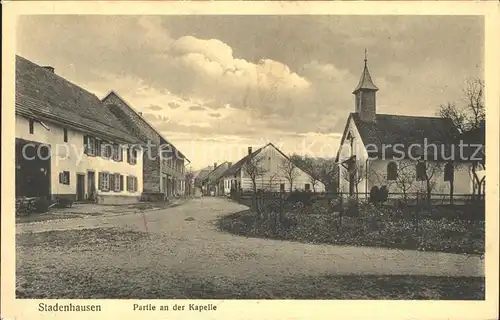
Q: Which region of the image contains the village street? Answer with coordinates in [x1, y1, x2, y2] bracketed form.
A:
[16, 197, 484, 298]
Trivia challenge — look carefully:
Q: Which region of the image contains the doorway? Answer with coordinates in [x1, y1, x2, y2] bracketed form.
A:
[76, 173, 85, 201]
[87, 171, 95, 200]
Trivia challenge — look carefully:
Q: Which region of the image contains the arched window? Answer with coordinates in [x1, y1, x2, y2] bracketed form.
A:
[444, 162, 454, 182]
[416, 162, 426, 181]
[387, 162, 397, 181]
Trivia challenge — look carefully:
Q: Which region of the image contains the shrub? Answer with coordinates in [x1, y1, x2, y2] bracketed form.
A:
[369, 186, 389, 205]
[369, 186, 379, 204]
[286, 190, 314, 206]
[345, 197, 359, 217]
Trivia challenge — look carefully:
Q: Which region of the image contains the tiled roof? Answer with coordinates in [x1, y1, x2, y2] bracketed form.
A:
[222, 145, 267, 177]
[204, 162, 231, 183]
[102, 91, 189, 161]
[338, 113, 465, 161]
[193, 167, 213, 180]
[15, 55, 140, 144]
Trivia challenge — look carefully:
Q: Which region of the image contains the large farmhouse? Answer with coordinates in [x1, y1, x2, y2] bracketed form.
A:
[336, 57, 479, 202]
[15, 56, 144, 204]
[102, 91, 189, 200]
[221, 143, 326, 194]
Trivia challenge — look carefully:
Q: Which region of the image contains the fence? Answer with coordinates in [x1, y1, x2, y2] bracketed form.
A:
[230, 189, 485, 221]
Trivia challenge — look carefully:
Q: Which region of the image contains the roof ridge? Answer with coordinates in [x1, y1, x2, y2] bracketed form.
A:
[102, 90, 189, 162]
[17, 55, 103, 102]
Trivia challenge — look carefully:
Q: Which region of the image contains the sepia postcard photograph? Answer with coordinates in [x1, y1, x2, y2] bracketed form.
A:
[1, 1, 499, 320]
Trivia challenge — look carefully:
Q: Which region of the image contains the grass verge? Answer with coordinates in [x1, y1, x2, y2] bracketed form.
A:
[218, 210, 484, 255]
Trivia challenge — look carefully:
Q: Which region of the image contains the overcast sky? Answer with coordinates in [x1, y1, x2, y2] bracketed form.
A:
[17, 15, 484, 169]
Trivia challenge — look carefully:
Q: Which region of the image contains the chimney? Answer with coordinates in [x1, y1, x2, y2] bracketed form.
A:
[248, 146, 252, 155]
[214, 162, 217, 169]
[43, 66, 54, 73]
[228, 162, 232, 167]
[138, 112, 143, 116]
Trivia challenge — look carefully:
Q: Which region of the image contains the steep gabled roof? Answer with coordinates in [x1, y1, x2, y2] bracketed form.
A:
[222, 145, 268, 177]
[336, 112, 462, 161]
[221, 143, 322, 184]
[204, 161, 232, 183]
[102, 90, 190, 162]
[192, 166, 213, 180]
[15, 55, 140, 143]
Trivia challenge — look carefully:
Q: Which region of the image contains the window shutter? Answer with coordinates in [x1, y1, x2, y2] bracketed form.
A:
[109, 174, 115, 191]
[83, 136, 88, 154]
[66, 171, 71, 185]
[134, 177, 138, 192]
[98, 172, 102, 190]
[120, 175, 124, 191]
[96, 140, 101, 157]
[59, 172, 63, 183]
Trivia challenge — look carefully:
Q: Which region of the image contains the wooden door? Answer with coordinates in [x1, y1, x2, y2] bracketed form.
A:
[76, 174, 85, 201]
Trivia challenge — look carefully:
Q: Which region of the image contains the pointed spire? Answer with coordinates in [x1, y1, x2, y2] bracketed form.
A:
[353, 50, 378, 94]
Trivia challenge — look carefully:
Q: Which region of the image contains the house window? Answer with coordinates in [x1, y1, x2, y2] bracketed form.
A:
[127, 176, 138, 192]
[387, 161, 398, 181]
[110, 173, 123, 192]
[305, 184, 311, 191]
[98, 172, 110, 191]
[444, 162, 454, 182]
[59, 171, 70, 185]
[29, 119, 34, 134]
[127, 147, 137, 165]
[95, 139, 102, 157]
[112, 143, 122, 162]
[416, 162, 426, 181]
[109, 173, 116, 191]
[84, 136, 96, 156]
[101, 141, 112, 159]
[63, 128, 68, 142]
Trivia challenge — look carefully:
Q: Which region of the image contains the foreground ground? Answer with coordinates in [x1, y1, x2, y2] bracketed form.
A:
[16, 197, 484, 299]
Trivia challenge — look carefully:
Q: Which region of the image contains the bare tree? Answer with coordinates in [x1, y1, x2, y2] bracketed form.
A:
[290, 155, 338, 193]
[393, 161, 418, 203]
[244, 154, 268, 216]
[437, 77, 485, 132]
[318, 161, 339, 194]
[419, 161, 442, 203]
[278, 158, 300, 192]
[184, 170, 194, 196]
[267, 172, 280, 192]
[437, 77, 485, 201]
[340, 161, 366, 198]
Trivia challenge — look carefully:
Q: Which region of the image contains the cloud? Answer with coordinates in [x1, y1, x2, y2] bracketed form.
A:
[16, 15, 483, 168]
[189, 105, 205, 111]
[168, 102, 181, 109]
[148, 104, 163, 111]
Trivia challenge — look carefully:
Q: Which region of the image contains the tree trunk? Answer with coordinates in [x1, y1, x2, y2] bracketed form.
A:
[425, 179, 432, 205]
[449, 181, 454, 205]
[252, 181, 259, 219]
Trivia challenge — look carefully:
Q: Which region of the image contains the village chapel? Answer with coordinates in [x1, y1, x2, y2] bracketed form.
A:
[336, 55, 480, 201]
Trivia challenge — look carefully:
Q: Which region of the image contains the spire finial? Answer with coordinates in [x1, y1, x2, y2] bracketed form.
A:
[364, 48, 368, 66]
